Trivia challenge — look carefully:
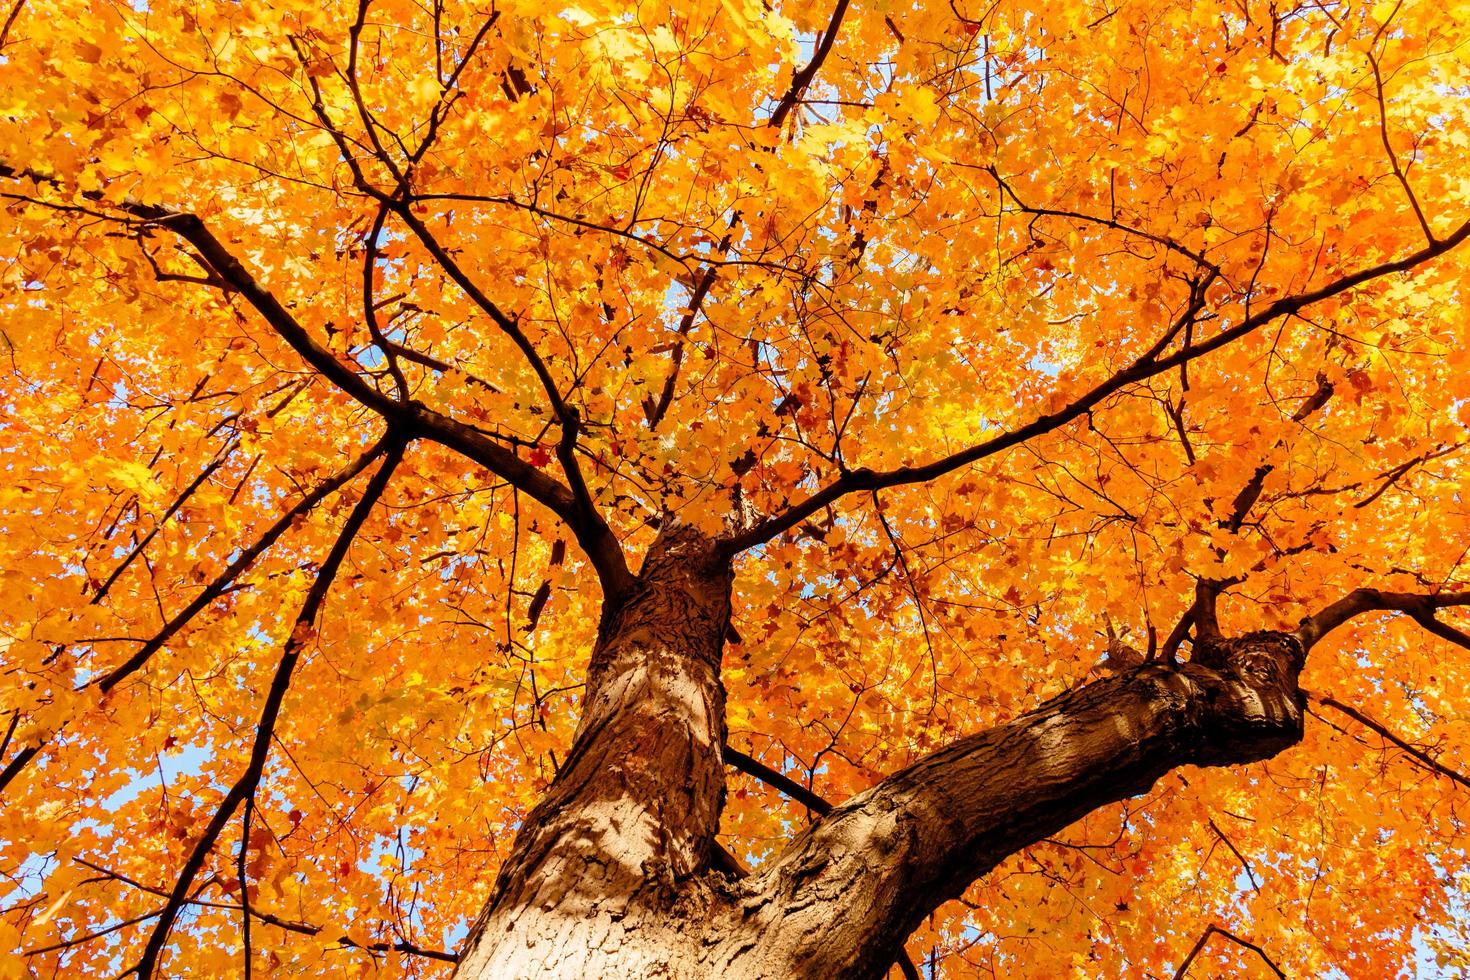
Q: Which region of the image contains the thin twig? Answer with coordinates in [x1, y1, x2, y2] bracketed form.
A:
[1314, 694, 1470, 791]
[0, 436, 393, 797]
[1173, 924, 1286, 979]
[769, 0, 851, 129]
[130, 436, 406, 978]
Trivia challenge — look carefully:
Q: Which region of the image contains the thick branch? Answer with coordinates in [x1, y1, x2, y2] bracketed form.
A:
[725, 744, 832, 815]
[720, 220, 1470, 555]
[718, 633, 1306, 978]
[1159, 373, 1336, 663]
[384, 203, 631, 595]
[1296, 588, 1470, 651]
[723, 745, 920, 980]
[147, 211, 574, 520]
[0, 164, 631, 596]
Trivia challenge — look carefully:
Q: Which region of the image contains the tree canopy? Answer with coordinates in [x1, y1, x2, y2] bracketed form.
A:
[3, 0, 1470, 975]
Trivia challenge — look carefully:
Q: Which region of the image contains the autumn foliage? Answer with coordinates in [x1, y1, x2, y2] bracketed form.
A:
[3, 0, 1470, 975]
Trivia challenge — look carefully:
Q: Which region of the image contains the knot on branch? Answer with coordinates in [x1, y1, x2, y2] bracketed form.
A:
[1189, 630, 1306, 768]
[596, 522, 735, 658]
[1193, 629, 1305, 679]
[641, 521, 732, 580]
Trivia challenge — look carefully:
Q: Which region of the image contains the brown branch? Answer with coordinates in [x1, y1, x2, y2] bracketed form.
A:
[24, 910, 164, 956]
[130, 437, 406, 978]
[646, 266, 716, 432]
[379, 334, 501, 395]
[383, 212, 553, 398]
[736, 645, 1306, 974]
[1158, 609, 1194, 664]
[1165, 397, 1196, 464]
[1159, 373, 1335, 663]
[768, 0, 851, 129]
[1296, 588, 1470, 651]
[51, 858, 457, 963]
[286, 36, 380, 192]
[720, 218, 1470, 556]
[1369, 53, 1435, 246]
[175, 205, 623, 591]
[362, 199, 410, 398]
[92, 438, 388, 693]
[0, 435, 393, 797]
[385, 203, 632, 596]
[1173, 924, 1286, 979]
[90, 442, 237, 605]
[238, 800, 255, 979]
[250, 908, 459, 963]
[1314, 694, 1470, 791]
[141, 211, 401, 413]
[306, 40, 607, 544]
[1160, 574, 1234, 665]
[1226, 372, 1334, 533]
[0, 711, 17, 763]
[408, 9, 501, 164]
[1206, 818, 1259, 892]
[0, 161, 629, 596]
[723, 744, 923, 980]
[0, 0, 24, 50]
[725, 744, 832, 814]
[1353, 441, 1464, 509]
[346, 0, 406, 185]
[991, 170, 1218, 272]
[1193, 579, 1223, 647]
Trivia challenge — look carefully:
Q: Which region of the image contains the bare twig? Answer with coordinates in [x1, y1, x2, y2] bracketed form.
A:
[1314, 694, 1470, 791]
[0, 436, 394, 797]
[90, 442, 238, 605]
[1368, 52, 1435, 246]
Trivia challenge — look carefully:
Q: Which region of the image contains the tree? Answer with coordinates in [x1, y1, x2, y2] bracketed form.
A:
[3, 0, 1470, 975]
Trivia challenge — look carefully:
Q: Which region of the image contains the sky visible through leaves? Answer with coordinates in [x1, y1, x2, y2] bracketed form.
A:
[2, 0, 1470, 975]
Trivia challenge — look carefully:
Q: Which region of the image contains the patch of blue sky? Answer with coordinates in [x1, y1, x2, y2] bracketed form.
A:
[100, 739, 217, 814]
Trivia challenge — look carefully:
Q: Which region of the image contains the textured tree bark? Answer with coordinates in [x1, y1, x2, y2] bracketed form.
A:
[702, 632, 1305, 979]
[453, 524, 735, 978]
[453, 524, 1308, 980]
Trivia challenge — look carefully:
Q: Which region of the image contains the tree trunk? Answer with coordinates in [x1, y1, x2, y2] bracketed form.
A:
[454, 524, 735, 978]
[453, 525, 1308, 979]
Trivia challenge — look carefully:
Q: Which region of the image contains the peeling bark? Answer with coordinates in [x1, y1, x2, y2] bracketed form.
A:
[453, 529, 1308, 980]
